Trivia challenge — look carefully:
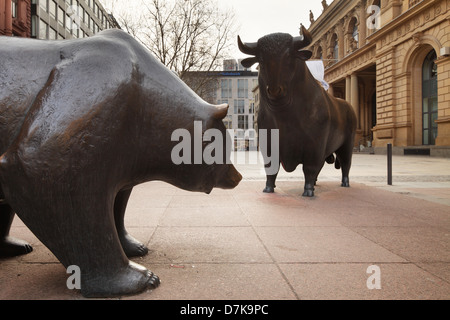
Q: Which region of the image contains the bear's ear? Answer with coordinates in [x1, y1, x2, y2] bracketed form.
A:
[295, 50, 313, 61]
[212, 104, 229, 120]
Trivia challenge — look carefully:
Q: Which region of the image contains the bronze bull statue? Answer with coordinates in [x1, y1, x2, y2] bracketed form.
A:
[238, 25, 357, 197]
[0, 29, 242, 297]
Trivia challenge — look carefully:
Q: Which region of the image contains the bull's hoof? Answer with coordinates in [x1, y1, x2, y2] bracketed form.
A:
[81, 261, 160, 298]
[341, 177, 350, 188]
[302, 189, 315, 197]
[120, 233, 149, 258]
[0, 237, 33, 258]
[263, 186, 275, 193]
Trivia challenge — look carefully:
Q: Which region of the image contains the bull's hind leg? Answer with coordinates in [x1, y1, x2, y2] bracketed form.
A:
[114, 188, 149, 258]
[0, 203, 33, 257]
[336, 139, 354, 188]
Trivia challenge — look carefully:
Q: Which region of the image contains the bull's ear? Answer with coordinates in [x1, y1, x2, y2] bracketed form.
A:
[212, 104, 229, 120]
[241, 57, 258, 68]
[295, 50, 313, 61]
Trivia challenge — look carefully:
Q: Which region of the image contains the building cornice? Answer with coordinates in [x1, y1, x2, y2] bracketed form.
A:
[366, 0, 442, 43]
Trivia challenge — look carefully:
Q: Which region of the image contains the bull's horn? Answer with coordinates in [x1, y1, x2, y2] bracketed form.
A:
[293, 24, 312, 50]
[212, 104, 229, 120]
[238, 36, 258, 56]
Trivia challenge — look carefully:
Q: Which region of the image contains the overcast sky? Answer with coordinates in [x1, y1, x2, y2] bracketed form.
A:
[100, 0, 326, 60]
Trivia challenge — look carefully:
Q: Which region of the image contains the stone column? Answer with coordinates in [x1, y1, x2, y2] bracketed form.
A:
[345, 76, 351, 103]
[435, 56, 450, 146]
[351, 73, 360, 130]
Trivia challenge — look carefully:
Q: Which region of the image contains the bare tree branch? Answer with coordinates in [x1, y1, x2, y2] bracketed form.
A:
[108, 0, 237, 97]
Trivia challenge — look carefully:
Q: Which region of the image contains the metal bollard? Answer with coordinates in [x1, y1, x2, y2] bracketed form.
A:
[387, 143, 392, 185]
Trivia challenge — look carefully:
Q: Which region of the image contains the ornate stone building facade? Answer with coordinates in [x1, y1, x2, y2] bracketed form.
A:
[308, 0, 450, 156]
[0, 0, 32, 37]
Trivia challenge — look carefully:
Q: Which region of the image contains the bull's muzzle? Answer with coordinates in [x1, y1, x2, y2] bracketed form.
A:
[266, 85, 286, 100]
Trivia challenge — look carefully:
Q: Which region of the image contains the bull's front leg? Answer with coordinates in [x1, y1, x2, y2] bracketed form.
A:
[263, 160, 280, 193]
[302, 163, 324, 197]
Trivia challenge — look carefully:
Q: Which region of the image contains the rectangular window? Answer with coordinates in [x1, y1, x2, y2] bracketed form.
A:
[249, 102, 255, 114]
[49, 1, 57, 19]
[238, 115, 248, 130]
[12, 0, 18, 18]
[80, 6, 85, 23]
[58, 7, 65, 27]
[221, 79, 232, 99]
[49, 27, 57, 40]
[39, 19, 48, 39]
[66, 14, 72, 33]
[238, 79, 248, 98]
[40, 0, 48, 12]
[31, 15, 37, 37]
[234, 100, 245, 114]
[222, 115, 232, 129]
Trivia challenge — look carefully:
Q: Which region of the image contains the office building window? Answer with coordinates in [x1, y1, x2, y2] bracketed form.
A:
[249, 102, 254, 114]
[39, 19, 48, 39]
[49, 1, 57, 19]
[32, 15, 37, 37]
[58, 7, 65, 27]
[221, 79, 232, 99]
[66, 14, 72, 33]
[49, 27, 57, 40]
[238, 79, 248, 98]
[238, 115, 249, 130]
[40, 0, 48, 12]
[234, 100, 245, 114]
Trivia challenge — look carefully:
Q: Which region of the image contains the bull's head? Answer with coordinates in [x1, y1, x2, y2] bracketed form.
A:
[238, 25, 313, 104]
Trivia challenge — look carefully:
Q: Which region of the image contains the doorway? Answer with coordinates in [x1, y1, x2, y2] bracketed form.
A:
[422, 50, 438, 145]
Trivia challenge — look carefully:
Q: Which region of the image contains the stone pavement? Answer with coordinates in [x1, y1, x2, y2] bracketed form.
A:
[0, 153, 449, 300]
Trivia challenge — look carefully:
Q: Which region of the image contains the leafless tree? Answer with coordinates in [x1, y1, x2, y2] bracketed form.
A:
[105, 0, 237, 97]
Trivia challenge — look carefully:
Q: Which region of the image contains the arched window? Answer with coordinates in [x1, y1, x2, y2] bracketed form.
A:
[422, 50, 438, 145]
[317, 46, 323, 60]
[332, 34, 339, 61]
[348, 18, 359, 52]
[352, 23, 359, 47]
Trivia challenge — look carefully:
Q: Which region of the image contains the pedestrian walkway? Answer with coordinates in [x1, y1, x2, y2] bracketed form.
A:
[0, 153, 449, 300]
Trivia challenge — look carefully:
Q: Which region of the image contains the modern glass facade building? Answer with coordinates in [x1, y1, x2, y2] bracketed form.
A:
[31, 0, 119, 40]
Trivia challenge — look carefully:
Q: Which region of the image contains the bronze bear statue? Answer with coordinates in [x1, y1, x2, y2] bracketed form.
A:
[0, 29, 242, 297]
